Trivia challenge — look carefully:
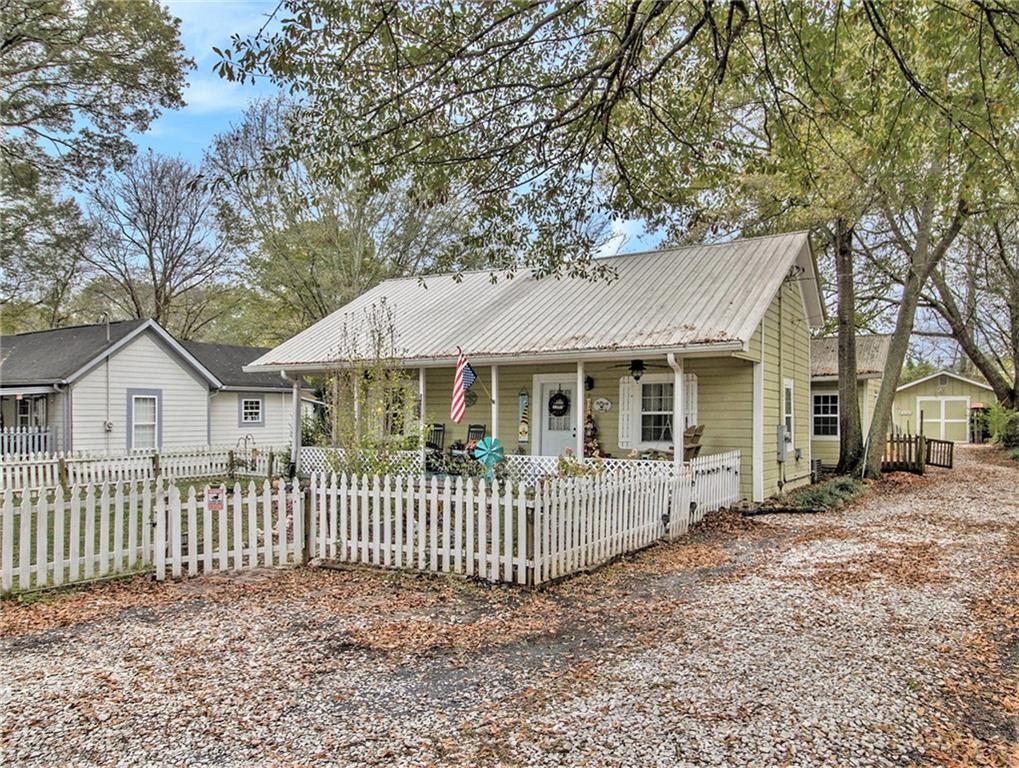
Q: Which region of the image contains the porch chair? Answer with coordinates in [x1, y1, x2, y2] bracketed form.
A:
[466, 424, 487, 445]
[683, 424, 705, 462]
[424, 423, 446, 452]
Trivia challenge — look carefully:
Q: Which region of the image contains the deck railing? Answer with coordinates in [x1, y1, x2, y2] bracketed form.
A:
[1, 427, 52, 457]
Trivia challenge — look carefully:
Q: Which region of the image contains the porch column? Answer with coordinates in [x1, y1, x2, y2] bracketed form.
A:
[490, 365, 499, 442]
[576, 360, 585, 459]
[419, 367, 427, 467]
[667, 354, 685, 463]
[289, 373, 302, 474]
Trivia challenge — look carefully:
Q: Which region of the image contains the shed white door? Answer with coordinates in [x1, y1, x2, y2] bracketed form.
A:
[916, 396, 970, 442]
[538, 381, 576, 455]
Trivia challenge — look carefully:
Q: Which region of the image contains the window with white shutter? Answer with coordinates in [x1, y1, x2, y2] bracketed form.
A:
[618, 373, 698, 451]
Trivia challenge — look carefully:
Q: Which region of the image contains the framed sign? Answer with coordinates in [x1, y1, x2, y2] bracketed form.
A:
[594, 397, 612, 412]
[548, 391, 570, 418]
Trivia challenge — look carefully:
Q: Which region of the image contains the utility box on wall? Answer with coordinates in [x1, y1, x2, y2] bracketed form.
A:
[776, 423, 788, 462]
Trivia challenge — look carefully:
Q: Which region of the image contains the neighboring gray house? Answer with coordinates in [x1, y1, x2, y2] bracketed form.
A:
[0, 320, 300, 455]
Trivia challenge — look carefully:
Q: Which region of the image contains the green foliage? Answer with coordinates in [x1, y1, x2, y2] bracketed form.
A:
[1, 0, 191, 183]
[900, 359, 939, 386]
[985, 402, 1019, 447]
[556, 455, 606, 478]
[787, 477, 865, 511]
[1007, 448, 1019, 462]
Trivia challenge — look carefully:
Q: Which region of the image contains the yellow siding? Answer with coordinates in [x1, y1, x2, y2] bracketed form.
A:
[416, 357, 756, 499]
[809, 379, 873, 468]
[758, 279, 812, 496]
[892, 375, 993, 437]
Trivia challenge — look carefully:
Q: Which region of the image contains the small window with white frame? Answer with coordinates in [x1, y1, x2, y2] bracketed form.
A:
[132, 395, 158, 451]
[783, 378, 795, 444]
[241, 397, 264, 425]
[812, 393, 839, 438]
[640, 381, 674, 445]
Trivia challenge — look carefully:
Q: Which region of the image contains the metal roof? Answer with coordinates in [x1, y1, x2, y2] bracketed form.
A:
[247, 232, 823, 371]
[810, 335, 892, 379]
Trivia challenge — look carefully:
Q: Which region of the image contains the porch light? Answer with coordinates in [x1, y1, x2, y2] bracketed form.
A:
[629, 360, 646, 382]
[585, 375, 594, 391]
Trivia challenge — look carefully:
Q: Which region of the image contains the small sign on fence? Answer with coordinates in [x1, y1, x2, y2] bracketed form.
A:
[207, 488, 224, 513]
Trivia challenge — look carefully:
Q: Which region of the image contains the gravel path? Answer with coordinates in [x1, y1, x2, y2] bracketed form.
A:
[2, 446, 1016, 767]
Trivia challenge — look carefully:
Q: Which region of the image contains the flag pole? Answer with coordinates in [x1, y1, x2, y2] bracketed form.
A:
[458, 346, 495, 404]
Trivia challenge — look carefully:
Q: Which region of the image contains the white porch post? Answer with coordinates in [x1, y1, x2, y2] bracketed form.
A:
[418, 367, 427, 467]
[667, 354, 685, 463]
[490, 365, 499, 442]
[576, 360, 585, 459]
[288, 373, 302, 473]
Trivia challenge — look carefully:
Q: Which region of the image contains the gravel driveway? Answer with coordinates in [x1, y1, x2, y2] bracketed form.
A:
[2, 447, 1016, 767]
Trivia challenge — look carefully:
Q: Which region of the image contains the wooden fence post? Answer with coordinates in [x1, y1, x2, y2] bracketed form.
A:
[58, 456, 69, 492]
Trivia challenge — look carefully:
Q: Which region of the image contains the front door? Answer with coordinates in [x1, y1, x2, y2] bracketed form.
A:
[539, 381, 576, 455]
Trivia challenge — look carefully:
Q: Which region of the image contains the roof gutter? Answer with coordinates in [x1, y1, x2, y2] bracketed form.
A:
[244, 340, 746, 374]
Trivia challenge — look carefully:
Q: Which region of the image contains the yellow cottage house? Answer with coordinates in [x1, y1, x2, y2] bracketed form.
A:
[892, 370, 995, 442]
[247, 232, 824, 501]
[808, 335, 890, 468]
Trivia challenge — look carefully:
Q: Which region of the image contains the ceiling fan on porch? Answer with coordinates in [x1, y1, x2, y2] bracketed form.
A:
[610, 359, 671, 382]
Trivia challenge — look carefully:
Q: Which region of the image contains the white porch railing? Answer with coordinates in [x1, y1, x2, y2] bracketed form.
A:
[1, 427, 52, 457]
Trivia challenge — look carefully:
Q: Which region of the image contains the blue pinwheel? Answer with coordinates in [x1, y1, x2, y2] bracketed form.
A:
[473, 436, 504, 480]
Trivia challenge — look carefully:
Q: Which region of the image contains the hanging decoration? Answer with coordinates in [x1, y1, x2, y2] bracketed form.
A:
[548, 390, 570, 418]
[584, 398, 604, 457]
[593, 397, 612, 412]
[517, 389, 529, 443]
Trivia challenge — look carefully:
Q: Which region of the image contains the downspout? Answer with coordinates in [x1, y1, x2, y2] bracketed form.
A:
[778, 285, 785, 491]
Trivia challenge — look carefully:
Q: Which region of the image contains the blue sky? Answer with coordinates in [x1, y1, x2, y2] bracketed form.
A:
[138, 1, 659, 255]
[133, 1, 281, 163]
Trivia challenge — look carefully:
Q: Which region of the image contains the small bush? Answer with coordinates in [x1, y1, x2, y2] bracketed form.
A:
[787, 476, 865, 510]
[1000, 412, 1019, 449]
[1008, 447, 1019, 462]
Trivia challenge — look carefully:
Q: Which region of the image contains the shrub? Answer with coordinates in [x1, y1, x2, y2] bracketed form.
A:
[1000, 411, 1019, 449]
[787, 476, 865, 510]
[1008, 447, 1019, 462]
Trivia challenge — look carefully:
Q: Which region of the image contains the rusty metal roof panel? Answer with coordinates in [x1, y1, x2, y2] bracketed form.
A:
[248, 232, 820, 369]
[810, 335, 892, 378]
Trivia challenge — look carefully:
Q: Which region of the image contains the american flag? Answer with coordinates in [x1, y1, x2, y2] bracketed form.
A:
[450, 350, 477, 423]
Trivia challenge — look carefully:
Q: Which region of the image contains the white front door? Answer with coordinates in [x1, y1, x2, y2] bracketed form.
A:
[538, 381, 576, 456]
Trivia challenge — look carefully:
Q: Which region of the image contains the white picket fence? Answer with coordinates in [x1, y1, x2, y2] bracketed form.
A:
[305, 467, 696, 585]
[1, 478, 303, 594]
[1, 427, 53, 456]
[688, 450, 742, 519]
[1, 445, 286, 492]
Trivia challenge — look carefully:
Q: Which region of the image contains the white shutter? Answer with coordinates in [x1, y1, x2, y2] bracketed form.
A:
[618, 377, 635, 449]
[684, 373, 698, 428]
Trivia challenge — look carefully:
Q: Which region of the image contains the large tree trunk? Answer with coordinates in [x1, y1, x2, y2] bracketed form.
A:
[864, 197, 968, 477]
[834, 220, 864, 474]
[928, 267, 1017, 408]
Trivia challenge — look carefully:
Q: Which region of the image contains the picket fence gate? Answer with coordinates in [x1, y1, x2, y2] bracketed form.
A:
[305, 467, 697, 586]
[1, 478, 302, 595]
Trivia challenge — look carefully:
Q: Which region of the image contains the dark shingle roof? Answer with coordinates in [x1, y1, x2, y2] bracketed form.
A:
[810, 335, 891, 378]
[0, 320, 147, 386]
[180, 340, 289, 390]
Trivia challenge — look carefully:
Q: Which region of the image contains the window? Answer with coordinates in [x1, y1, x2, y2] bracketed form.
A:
[783, 379, 795, 444]
[16, 396, 46, 428]
[812, 393, 839, 438]
[640, 382, 674, 444]
[241, 398, 263, 424]
[132, 396, 158, 451]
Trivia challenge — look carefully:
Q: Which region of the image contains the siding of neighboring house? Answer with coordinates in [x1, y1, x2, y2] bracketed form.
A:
[209, 391, 294, 448]
[756, 279, 812, 496]
[70, 331, 209, 452]
[892, 376, 993, 440]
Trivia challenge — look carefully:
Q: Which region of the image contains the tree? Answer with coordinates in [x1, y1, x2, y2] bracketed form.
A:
[0, 161, 90, 331]
[82, 152, 235, 338]
[205, 98, 497, 341]
[1, 0, 190, 184]
[917, 217, 1019, 407]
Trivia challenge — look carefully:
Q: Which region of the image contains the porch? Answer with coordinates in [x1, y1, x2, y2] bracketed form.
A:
[0, 387, 61, 455]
